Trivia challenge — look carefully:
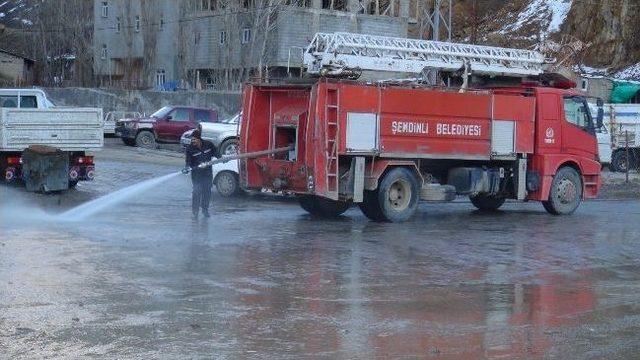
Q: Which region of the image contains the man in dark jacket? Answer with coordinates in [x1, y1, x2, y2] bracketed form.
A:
[185, 128, 219, 218]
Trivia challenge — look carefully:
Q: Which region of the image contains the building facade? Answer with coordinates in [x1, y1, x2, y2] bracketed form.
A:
[0, 49, 34, 86]
[93, 0, 412, 91]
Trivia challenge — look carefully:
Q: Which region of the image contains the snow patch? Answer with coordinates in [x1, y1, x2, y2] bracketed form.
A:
[614, 63, 640, 81]
[500, 0, 573, 38]
[0, 12, 4, 18]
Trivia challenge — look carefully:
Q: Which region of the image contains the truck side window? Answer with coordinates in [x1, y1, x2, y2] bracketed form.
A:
[0, 96, 18, 108]
[19, 96, 38, 108]
[170, 108, 190, 122]
[563, 97, 592, 131]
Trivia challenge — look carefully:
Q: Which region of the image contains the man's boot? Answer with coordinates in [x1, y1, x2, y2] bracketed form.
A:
[202, 208, 210, 218]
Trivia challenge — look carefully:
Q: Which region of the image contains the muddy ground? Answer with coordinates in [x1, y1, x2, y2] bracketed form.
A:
[1, 139, 640, 359]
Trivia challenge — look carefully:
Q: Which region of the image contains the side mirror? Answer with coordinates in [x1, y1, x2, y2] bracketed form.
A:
[166, 115, 173, 121]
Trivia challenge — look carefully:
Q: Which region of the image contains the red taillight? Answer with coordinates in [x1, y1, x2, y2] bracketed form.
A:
[7, 156, 21, 165]
[74, 156, 94, 165]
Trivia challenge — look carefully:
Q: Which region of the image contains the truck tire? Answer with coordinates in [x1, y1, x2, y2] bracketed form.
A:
[611, 150, 635, 173]
[135, 131, 156, 149]
[469, 194, 505, 211]
[122, 138, 136, 146]
[220, 138, 239, 155]
[215, 171, 239, 197]
[542, 167, 583, 215]
[298, 195, 350, 217]
[360, 167, 420, 222]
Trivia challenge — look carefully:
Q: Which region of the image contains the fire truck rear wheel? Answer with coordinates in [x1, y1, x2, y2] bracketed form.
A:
[542, 166, 583, 215]
[298, 195, 350, 217]
[363, 167, 420, 222]
[469, 194, 505, 211]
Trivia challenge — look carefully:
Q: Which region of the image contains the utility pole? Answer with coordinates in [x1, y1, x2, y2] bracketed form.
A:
[420, 0, 453, 84]
[420, 0, 453, 42]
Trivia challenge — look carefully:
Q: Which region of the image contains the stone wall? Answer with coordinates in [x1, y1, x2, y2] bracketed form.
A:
[43, 87, 242, 119]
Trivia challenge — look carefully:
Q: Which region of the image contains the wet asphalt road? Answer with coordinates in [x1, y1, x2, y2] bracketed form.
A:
[2, 139, 640, 359]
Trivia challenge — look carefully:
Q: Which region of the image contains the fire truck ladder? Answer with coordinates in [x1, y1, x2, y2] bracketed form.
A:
[303, 32, 546, 78]
[324, 84, 340, 200]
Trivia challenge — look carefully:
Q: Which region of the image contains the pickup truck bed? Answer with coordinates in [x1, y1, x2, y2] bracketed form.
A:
[0, 107, 103, 152]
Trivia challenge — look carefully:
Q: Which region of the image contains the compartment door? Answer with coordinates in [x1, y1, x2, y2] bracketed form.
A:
[346, 112, 378, 153]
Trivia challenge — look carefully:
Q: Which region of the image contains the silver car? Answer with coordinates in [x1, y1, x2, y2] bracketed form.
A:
[180, 112, 241, 155]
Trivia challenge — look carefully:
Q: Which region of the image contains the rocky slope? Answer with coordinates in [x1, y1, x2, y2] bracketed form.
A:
[450, 0, 640, 79]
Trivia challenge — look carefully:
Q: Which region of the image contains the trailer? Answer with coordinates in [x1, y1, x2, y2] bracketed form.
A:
[600, 104, 640, 172]
[0, 89, 103, 191]
[238, 33, 603, 222]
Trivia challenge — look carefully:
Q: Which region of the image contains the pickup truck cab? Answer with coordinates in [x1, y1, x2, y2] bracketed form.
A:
[0, 88, 55, 109]
[116, 106, 218, 148]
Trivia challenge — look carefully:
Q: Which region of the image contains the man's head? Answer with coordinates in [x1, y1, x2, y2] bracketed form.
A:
[191, 129, 202, 148]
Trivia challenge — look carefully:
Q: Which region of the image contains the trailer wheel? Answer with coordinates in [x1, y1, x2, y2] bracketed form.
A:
[135, 131, 156, 149]
[542, 167, 583, 215]
[611, 150, 634, 173]
[469, 195, 505, 211]
[361, 167, 420, 222]
[298, 195, 350, 217]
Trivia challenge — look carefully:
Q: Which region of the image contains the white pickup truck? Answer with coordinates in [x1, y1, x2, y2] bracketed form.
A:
[0, 89, 103, 188]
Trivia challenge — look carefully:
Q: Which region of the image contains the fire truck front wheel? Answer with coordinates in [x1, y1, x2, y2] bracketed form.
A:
[298, 195, 350, 217]
[542, 166, 583, 215]
[360, 167, 420, 222]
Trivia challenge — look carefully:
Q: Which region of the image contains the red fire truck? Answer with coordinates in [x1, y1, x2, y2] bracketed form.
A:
[238, 33, 603, 222]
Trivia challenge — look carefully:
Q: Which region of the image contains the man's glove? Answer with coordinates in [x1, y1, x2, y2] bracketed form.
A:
[181, 167, 190, 174]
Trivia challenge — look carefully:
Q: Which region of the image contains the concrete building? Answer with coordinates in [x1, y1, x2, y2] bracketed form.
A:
[93, 0, 181, 90]
[0, 48, 34, 86]
[93, 0, 412, 91]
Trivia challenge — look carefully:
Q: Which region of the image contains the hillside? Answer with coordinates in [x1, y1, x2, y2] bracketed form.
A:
[450, 0, 640, 80]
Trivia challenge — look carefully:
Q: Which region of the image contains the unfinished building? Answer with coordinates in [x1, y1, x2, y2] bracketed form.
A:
[93, 0, 413, 91]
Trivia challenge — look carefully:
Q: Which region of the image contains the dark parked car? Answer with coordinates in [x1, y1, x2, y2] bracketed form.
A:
[115, 106, 218, 148]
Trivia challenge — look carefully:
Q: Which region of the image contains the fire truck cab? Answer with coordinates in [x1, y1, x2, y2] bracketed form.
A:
[239, 79, 602, 222]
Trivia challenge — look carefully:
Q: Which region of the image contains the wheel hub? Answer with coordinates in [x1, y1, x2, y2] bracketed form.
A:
[218, 174, 234, 193]
[387, 179, 410, 211]
[556, 178, 577, 204]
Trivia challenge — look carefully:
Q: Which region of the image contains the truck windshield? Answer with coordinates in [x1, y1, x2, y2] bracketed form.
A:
[150, 106, 172, 118]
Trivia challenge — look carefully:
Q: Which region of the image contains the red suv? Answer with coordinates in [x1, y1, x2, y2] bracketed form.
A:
[115, 106, 218, 148]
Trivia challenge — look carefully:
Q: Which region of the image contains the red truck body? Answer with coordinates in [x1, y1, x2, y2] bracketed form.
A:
[240, 79, 601, 221]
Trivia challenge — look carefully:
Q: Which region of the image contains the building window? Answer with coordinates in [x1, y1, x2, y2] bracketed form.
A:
[219, 31, 226, 45]
[116, 17, 121, 32]
[156, 69, 166, 87]
[580, 78, 589, 92]
[101, 44, 107, 59]
[101, 1, 108, 17]
[135, 15, 140, 32]
[160, 14, 164, 30]
[242, 28, 251, 44]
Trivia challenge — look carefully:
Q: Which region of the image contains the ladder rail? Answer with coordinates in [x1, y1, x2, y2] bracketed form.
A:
[305, 32, 546, 77]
